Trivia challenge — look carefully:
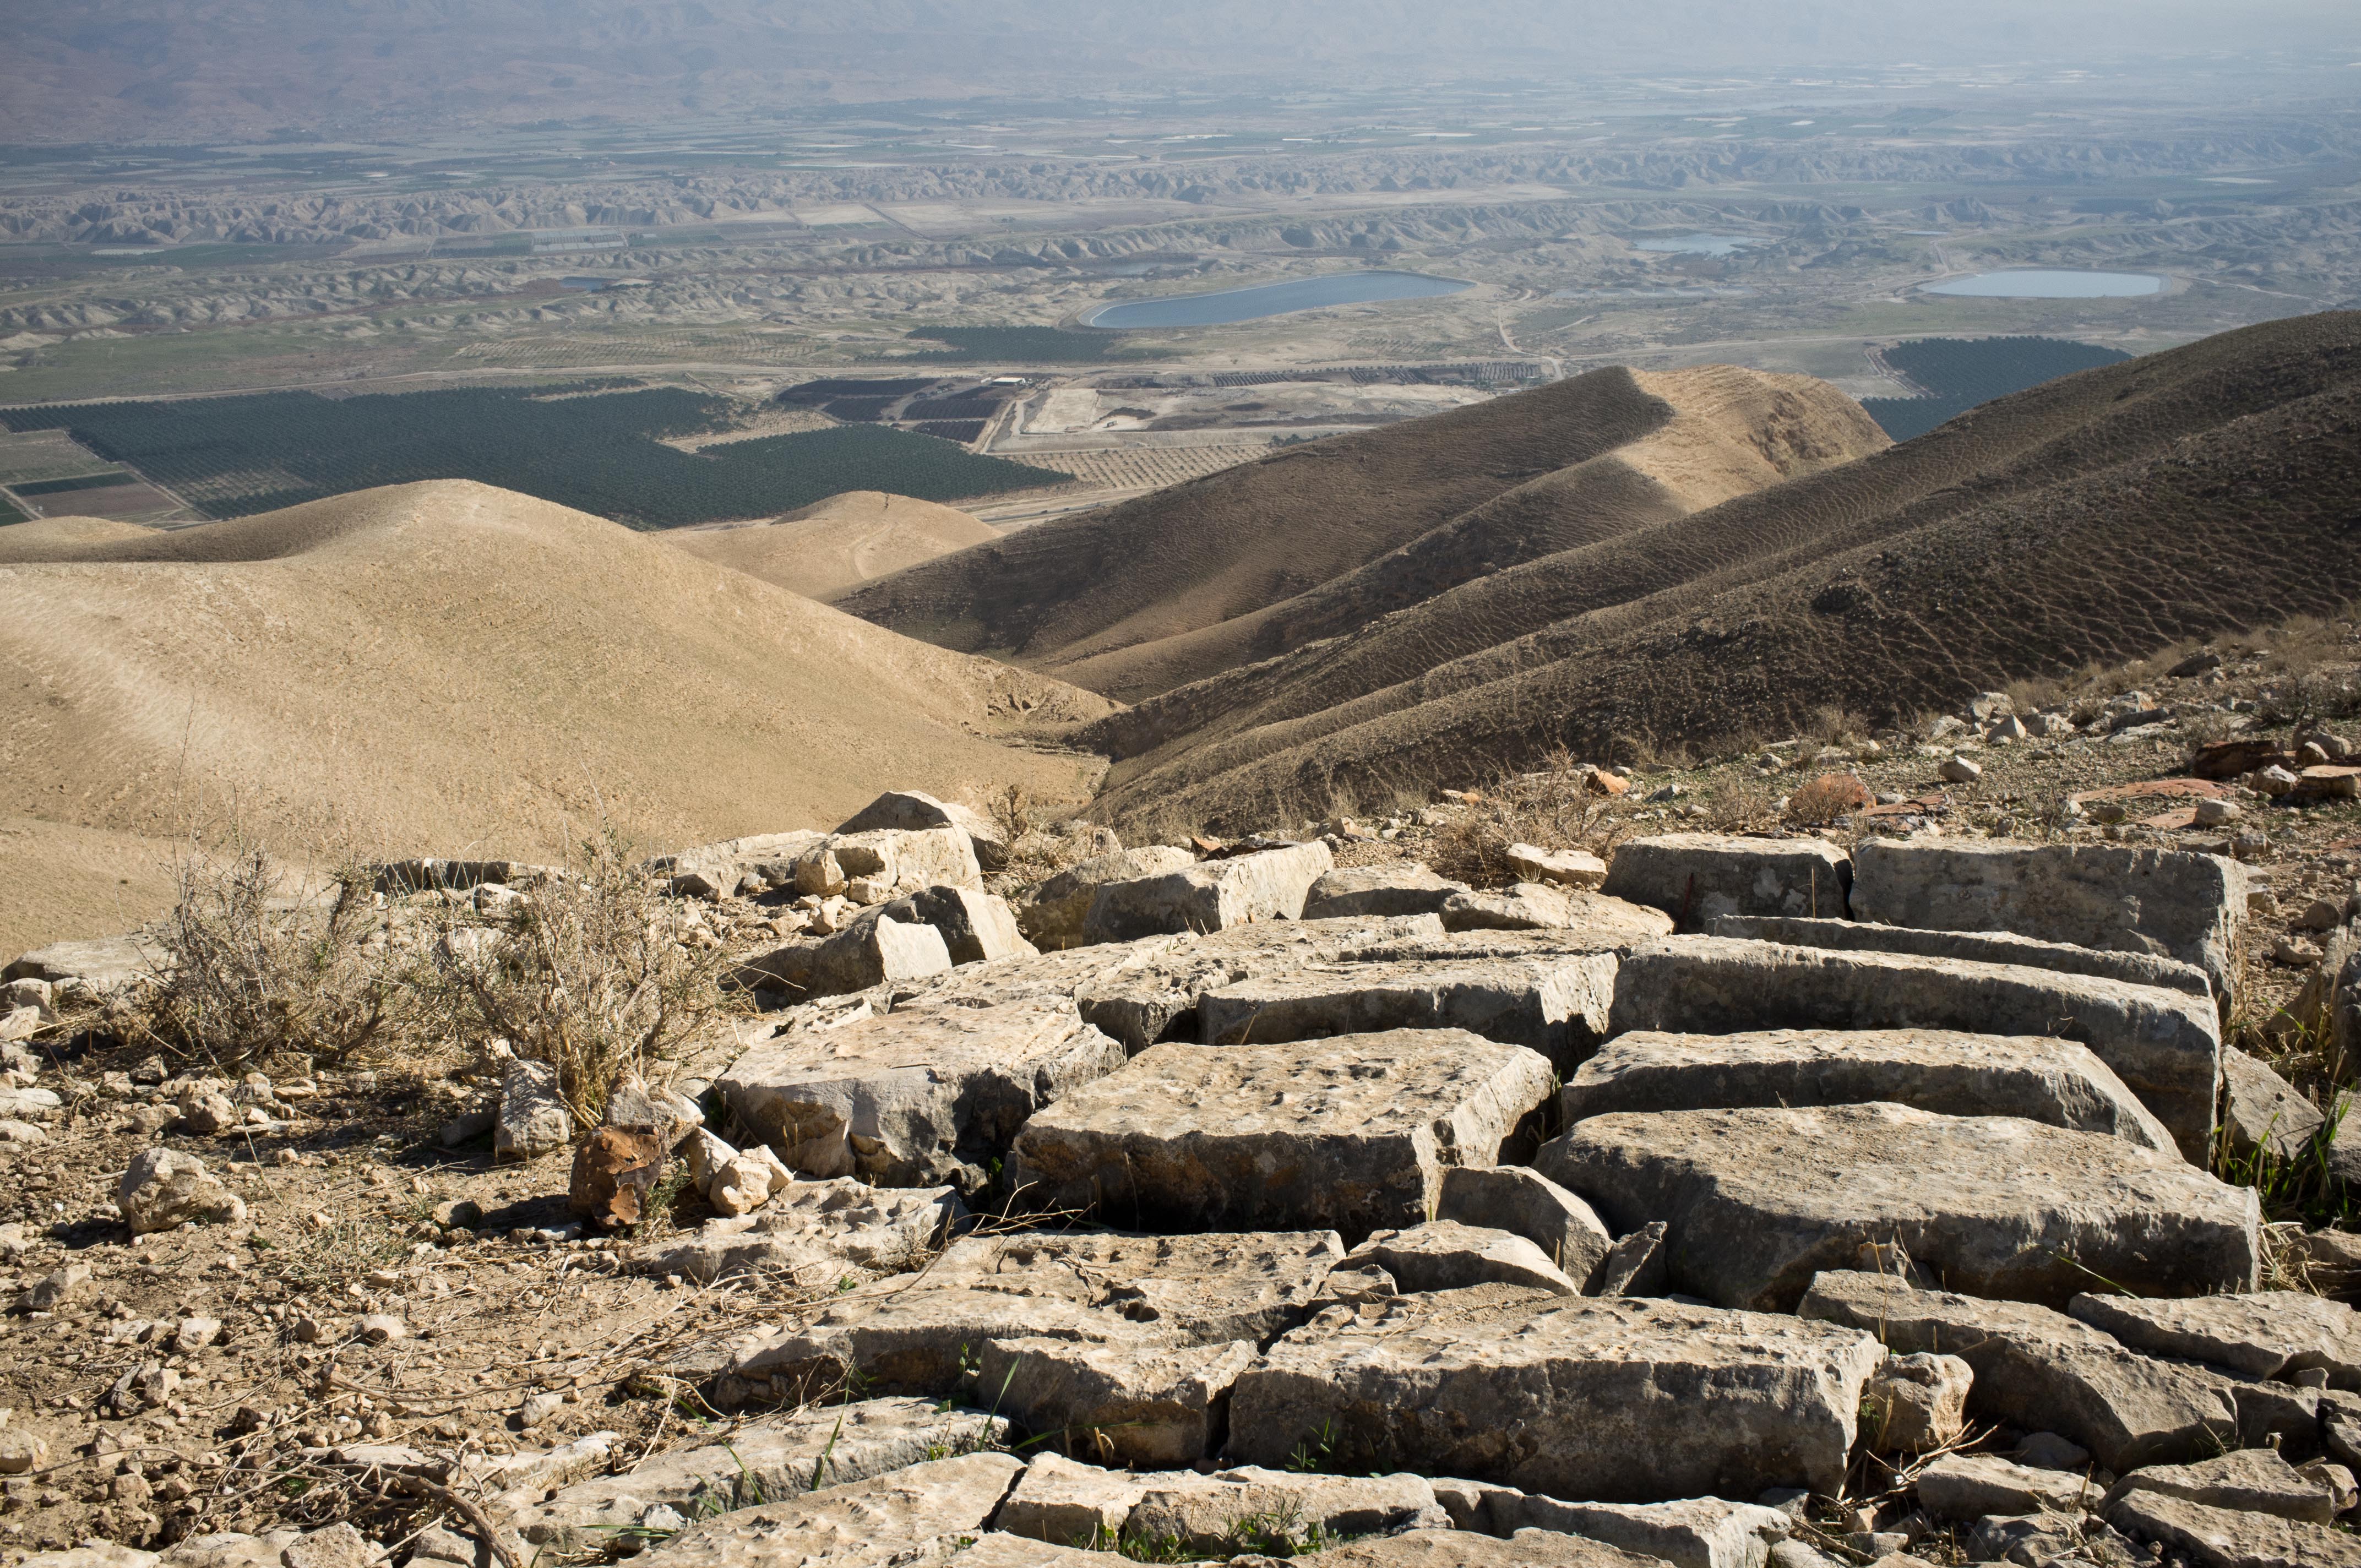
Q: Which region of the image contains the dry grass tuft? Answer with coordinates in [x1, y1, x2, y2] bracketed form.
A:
[1426, 749, 1633, 888]
[1785, 772, 1872, 827]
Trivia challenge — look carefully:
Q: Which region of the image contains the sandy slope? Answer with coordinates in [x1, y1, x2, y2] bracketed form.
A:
[0, 480, 1112, 953]
[660, 490, 998, 600]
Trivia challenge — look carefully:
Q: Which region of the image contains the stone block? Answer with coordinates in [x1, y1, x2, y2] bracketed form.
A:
[1710, 914, 2215, 998]
[994, 1452, 1178, 1545]
[978, 1338, 1256, 1467]
[1601, 834, 1852, 929]
[2220, 1047, 2326, 1165]
[118, 1147, 246, 1236]
[2107, 1489, 2361, 1568]
[1070, 914, 1443, 1051]
[834, 790, 1009, 872]
[627, 1179, 961, 1284]
[1342, 1221, 1582, 1297]
[2108, 1448, 2338, 1525]
[1226, 1286, 1883, 1501]
[1606, 935, 2223, 1160]
[1859, 1352, 1972, 1456]
[3, 933, 166, 996]
[878, 886, 1035, 966]
[1916, 1453, 2104, 1520]
[1489, 1494, 1793, 1568]
[1849, 839, 2247, 1006]
[733, 909, 953, 1001]
[1194, 952, 1618, 1065]
[1005, 1031, 1555, 1242]
[719, 1001, 1124, 1185]
[1260, 1533, 1663, 1567]
[1542, 1103, 2257, 1310]
[1303, 864, 1469, 919]
[1123, 1467, 1448, 1555]
[1506, 845, 1609, 890]
[1562, 1027, 2175, 1151]
[1435, 1166, 1614, 1284]
[1081, 841, 1333, 944]
[1440, 884, 1582, 932]
[1020, 848, 1197, 951]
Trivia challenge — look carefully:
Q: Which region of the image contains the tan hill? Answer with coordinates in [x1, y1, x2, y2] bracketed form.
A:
[661, 491, 998, 600]
[838, 364, 1888, 703]
[1079, 312, 2361, 837]
[0, 515, 156, 562]
[0, 480, 1112, 955]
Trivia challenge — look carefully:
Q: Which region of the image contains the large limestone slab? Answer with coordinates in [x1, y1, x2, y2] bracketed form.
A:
[834, 790, 1008, 872]
[718, 1001, 1123, 1185]
[735, 909, 953, 1001]
[1125, 1466, 1448, 1555]
[1562, 1027, 2175, 1151]
[1917, 1453, 2105, 1520]
[1194, 952, 1618, 1064]
[1711, 914, 2216, 998]
[977, 1338, 1255, 1467]
[875, 886, 1035, 966]
[1303, 864, 1468, 919]
[2068, 1291, 2361, 1387]
[1071, 914, 1444, 1052]
[2220, 1048, 2325, 1165]
[994, 1452, 1187, 1545]
[2109, 1448, 2340, 1525]
[1487, 1494, 1793, 1568]
[1799, 1270, 2246, 1472]
[1601, 834, 1852, 929]
[1606, 935, 2223, 1159]
[4, 933, 164, 997]
[1082, 841, 1333, 944]
[508, 1399, 1011, 1555]
[1435, 1166, 1614, 1284]
[1338, 913, 1673, 963]
[1227, 1285, 1883, 1501]
[1850, 840, 2248, 1005]
[1021, 848, 1198, 951]
[1005, 1031, 1556, 1242]
[708, 1229, 1343, 1406]
[2107, 1489, 2361, 1568]
[1541, 1103, 2257, 1310]
[634, 1451, 1019, 1568]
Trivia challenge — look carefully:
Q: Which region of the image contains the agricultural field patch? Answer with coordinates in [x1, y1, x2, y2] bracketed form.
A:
[1, 385, 1070, 527]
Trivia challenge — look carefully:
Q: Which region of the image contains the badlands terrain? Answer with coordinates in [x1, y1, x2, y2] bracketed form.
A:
[6, 291, 2361, 1568]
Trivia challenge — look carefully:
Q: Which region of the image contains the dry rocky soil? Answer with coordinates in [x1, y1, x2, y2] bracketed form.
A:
[9, 618, 2361, 1568]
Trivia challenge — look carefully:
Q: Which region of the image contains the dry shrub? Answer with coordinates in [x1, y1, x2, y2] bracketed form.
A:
[1701, 775, 1781, 835]
[137, 841, 414, 1076]
[1785, 772, 1872, 827]
[1426, 749, 1633, 888]
[418, 829, 741, 1129]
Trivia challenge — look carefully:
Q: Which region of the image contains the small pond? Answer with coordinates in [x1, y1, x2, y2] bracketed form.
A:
[1084, 270, 1470, 329]
[1921, 270, 2164, 298]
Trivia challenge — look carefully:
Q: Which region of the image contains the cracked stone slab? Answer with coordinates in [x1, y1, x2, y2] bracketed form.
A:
[1337, 907, 1674, 963]
[625, 1180, 960, 1285]
[1848, 839, 2248, 1007]
[1069, 914, 1445, 1052]
[1798, 1270, 2247, 1472]
[2068, 1291, 2361, 1387]
[1082, 840, 1333, 944]
[1303, 864, 1469, 919]
[734, 910, 953, 1001]
[632, 1451, 1020, 1568]
[1562, 1027, 2175, 1151]
[2108, 1448, 2338, 1525]
[1487, 1494, 1793, 1568]
[993, 1452, 1210, 1544]
[1020, 849, 1198, 952]
[1226, 1284, 1883, 1501]
[1709, 914, 2216, 999]
[1264, 1532, 1666, 1567]
[1606, 935, 2224, 1160]
[977, 1338, 1256, 1467]
[2220, 1048, 2325, 1164]
[1541, 1102, 2256, 1310]
[718, 1001, 1123, 1185]
[1435, 1166, 1614, 1286]
[1005, 1031, 1556, 1243]
[1916, 1453, 2106, 1521]
[704, 1229, 1342, 1407]
[1342, 1221, 1582, 1297]
[950, 1533, 1110, 1566]
[2107, 1488, 2361, 1568]
[507, 1400, 1011, 1555]
[1194, 952, 1618, 1064]
[1600, 834, 1852, 929]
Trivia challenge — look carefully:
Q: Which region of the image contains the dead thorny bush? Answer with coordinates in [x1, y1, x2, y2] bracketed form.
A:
[135, 839, 416, 1076]
[418, 828, 744, 1130]
[1426, 748, 1633, 888]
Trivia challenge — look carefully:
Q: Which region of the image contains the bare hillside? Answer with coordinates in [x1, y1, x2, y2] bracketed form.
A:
[0, 481, 1111, 953]
[1088, 312, 2361, 836]
[840, 365, 1886, 702]
[661, 491, 997, 600]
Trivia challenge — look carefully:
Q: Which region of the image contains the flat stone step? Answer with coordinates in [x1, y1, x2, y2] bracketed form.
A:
[1539, 1102, 2258, 1310]
[717, 1001, 1124, 1186]
[1606, 935, 2223, 1159]
[635, 1451, 1020, 1568]
[1225, 1283, 1883, 1502]
[1848, 839, 2248, 1006]
[2068, 1290, 2361, 1387]
[1082, 840, 1332, 944]
[2107, 1488, 2361, 1568]
[1709, 914, 2215, 999]
[1005, 1030, 1557, 1243]
[1194, 954, 1617, 1064]
[1304, 863, 1468, 919]
[1562, 1027, 2174, 1151]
